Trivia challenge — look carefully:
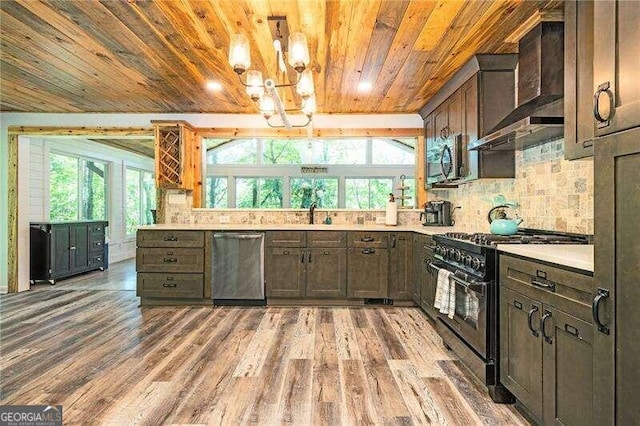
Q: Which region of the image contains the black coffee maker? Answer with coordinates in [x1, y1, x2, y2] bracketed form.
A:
[420, 201, 453, 226]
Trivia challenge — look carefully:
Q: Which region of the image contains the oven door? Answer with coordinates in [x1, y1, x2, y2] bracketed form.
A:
[439, 273, 488, 357]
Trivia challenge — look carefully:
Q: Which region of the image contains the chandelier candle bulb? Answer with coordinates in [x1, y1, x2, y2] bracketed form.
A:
[228, 34, 251, 74]
[288, 33, 310, 72]
[245, 70, 264, 101]
[296, 69, 314, 98]
[302, 94, 316, 117]
[259, 94, 275, 118]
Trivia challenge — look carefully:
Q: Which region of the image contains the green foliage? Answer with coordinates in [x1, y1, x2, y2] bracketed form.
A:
[50, 153, 107, 222]
[206, 177, 228, 208]
[345, 178, 393, 209]
[236, 178, 283, 208]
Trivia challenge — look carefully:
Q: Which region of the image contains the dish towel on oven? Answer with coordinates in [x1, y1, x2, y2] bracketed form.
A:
[433, 269, 455, 319]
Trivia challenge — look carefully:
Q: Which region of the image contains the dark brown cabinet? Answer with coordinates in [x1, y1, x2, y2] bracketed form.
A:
[419, 236, 437, 319]
[265, 247, 306, 298]
[30, 221, 108, 283]
[265, 231, 347, 299]
[500, 288, 543, 420]
[412, 234, 423, 304]
[593, 1, 640, 136]
[594, 129, 640, 425]
[347, 232, 388, 299]
[388, 233, 413, 300]
[500, 254, 596, 425]
[564, 0, 595, 160]
[421, 54, 517, 187]
[136, 230, 206, 301]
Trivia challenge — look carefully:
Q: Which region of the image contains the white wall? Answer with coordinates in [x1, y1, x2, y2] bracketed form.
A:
[0, 112, 422, 292]
[28, 137, 154, 264]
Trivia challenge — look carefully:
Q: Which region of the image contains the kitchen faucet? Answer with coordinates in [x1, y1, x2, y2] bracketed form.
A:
[309, 202, 317, 224]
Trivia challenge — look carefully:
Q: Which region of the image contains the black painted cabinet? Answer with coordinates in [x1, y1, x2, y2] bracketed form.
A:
[30, 221, 108, 283]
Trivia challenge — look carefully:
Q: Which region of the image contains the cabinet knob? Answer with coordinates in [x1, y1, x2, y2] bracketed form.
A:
[70, 246, 77, 250]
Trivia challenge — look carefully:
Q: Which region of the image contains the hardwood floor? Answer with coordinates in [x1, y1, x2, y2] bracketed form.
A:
[1, 260, 527, 425]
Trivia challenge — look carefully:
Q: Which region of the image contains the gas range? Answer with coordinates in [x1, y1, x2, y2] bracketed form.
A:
[432, 229, 591, 279]
[429, 228, 590, 403]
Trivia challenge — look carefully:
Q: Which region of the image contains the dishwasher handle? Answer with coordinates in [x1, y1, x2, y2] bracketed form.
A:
[213, 233, 263, 240]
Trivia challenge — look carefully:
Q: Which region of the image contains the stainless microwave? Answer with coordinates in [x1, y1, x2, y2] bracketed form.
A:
[426, 133, 464, 185]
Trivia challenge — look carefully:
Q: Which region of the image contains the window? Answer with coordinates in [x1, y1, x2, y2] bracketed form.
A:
[203, 137, 416, 209]
[49, 152, 108, 221]
[290, 178, 338, 208]
[236, 177, 283, 208]
[345, 178, 393, 209]
[126, 167, 155, 235]
[205, 177, 228, 208]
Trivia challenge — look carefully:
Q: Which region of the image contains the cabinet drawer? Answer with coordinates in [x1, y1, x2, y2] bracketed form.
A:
[89, 222, 107, 235]
[88, 253, 105, 269]
[137, 248, 204, 273]
[348, 232, 388, 248]
[500, 255, 593, 312]
[89, 237, 105, 253]
[137, 230, 204, 248]
[137, 273, 203, 298]
[307, 231, 347, 247]
[266, 231, 306, 247]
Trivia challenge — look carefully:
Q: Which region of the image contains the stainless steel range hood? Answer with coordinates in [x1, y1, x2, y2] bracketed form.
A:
[470, 21, 564, 151]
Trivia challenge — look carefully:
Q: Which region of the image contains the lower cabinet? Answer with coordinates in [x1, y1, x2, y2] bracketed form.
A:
[30, 221, 108, 283]
[412, 234, 423, 304]
[388, 233, 413, 300]
[500, 254, 595, 425]
[265, 231, 347, 299]
[346, 231, 388, 299]
[346, 247, 388, 298]
[264, 247, 306, 298]
[136, 230, 206, 300]
[306, 248, 347, 298]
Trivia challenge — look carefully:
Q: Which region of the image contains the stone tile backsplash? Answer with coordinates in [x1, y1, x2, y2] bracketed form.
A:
[429, 139, 594, 235]
[164, 195, 424, 227]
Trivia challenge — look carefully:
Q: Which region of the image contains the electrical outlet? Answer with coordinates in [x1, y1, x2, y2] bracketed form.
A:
[375, 216, 386, 224]
[219, 215, 230, 224]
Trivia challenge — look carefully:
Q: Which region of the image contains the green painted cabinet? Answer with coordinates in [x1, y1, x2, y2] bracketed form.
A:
[30, 220, 108, 283]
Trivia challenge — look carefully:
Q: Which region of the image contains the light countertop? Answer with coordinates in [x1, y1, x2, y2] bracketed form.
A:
[139, 223, 458, 236]
[497, 244, 594, 273]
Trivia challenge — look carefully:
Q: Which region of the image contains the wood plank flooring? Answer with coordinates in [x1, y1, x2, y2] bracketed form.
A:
[0, 260, 527, 425]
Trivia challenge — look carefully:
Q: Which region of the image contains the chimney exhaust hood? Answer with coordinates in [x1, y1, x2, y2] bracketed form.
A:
[469, 21, 564, 151]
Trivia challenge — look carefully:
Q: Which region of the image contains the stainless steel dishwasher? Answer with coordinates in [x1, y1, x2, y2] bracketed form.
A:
[212, 232, 265, 306]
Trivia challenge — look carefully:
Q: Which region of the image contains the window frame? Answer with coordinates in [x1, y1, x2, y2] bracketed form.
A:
[48, 150, 110, 222]
[124, 165, 156, 238]
[203, 137, 416, 209]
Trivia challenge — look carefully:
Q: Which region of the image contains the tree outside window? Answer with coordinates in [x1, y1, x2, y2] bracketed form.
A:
[49, 152, 107, 221]
[126, 167, 155, 235]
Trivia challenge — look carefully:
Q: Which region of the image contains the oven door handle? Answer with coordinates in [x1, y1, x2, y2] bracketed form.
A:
[449, 274, 487, 293]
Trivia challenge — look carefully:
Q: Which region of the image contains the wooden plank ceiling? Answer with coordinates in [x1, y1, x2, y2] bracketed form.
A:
[0, 0, 561, 114]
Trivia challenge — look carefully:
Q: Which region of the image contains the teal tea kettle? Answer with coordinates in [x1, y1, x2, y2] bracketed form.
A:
[488, 205, 523, 235]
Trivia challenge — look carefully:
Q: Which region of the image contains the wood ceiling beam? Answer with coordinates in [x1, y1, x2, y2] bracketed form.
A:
[7, 126, 154, 137]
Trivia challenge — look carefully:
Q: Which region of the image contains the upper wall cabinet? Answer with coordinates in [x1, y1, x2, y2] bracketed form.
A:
[153, 120, 202, 208]
[592, 0, 640, 135]
[564, 0, 595, 160]
[420, 55, 517, 188]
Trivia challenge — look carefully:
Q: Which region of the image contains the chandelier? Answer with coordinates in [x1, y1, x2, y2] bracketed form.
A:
[228, 16, 316, 129]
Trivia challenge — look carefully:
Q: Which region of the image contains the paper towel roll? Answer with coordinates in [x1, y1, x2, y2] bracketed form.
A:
[385, 201, 398, 226]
